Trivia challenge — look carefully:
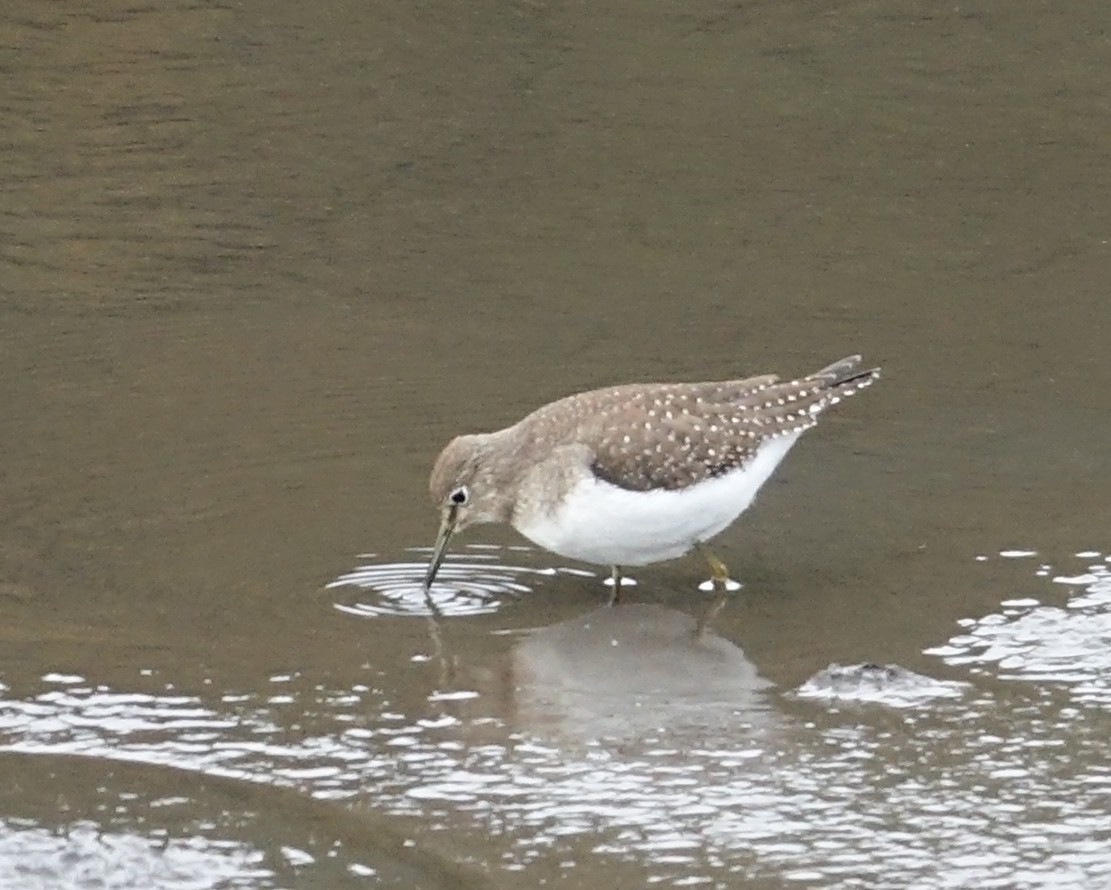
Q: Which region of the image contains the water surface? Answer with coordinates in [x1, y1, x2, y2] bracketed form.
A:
[2, 0, 1109, 886]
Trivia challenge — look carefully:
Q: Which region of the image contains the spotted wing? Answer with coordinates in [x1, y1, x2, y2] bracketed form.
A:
[585, 356, 879, 492]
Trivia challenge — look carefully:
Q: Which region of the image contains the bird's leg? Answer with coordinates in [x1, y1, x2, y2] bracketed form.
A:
[694, 543, 731, 636]
[696, 543, 731, 593]
[608, 564, 623, 606]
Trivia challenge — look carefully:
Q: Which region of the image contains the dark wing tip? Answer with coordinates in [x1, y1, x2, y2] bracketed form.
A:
[809, 355, 880, 388]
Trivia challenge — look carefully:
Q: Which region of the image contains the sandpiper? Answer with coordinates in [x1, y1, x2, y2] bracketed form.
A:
[423, 355, 879, 602]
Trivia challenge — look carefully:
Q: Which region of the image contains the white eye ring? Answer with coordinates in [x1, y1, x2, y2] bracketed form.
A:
[449, 486, 469, 506]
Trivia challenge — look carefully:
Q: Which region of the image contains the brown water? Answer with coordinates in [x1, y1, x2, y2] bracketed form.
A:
[2, 0, 1109, 887]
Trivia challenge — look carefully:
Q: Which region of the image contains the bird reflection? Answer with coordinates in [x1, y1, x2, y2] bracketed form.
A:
[505, 603, 773, 741]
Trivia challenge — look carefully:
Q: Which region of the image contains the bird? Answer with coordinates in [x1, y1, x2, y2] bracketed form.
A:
[423, 355, 879, 602]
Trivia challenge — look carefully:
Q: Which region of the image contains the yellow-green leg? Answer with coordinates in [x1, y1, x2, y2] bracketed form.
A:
[695, 543, 730, 635]
[697, 543, 731, 593]
[608, 564, 623, 606]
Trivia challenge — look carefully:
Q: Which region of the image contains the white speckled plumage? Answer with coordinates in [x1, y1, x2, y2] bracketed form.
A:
[423, 355, 879, 590]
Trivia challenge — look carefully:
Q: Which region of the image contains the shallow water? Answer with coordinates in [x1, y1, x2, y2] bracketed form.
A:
[3, 0, 1110, 886]
[3, 552, 1110, 887]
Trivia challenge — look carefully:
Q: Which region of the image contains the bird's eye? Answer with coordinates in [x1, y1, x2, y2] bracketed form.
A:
[450, 487, 469, 505]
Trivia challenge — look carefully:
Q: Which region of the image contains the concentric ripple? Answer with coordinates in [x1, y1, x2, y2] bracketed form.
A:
[327, 544, 595, 617]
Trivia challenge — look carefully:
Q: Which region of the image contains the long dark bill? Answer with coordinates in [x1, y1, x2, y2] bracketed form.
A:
[423, 505, 458, 591]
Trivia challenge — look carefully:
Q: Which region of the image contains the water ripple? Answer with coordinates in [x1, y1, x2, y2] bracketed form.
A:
[0, 822, 267, 890]
[926, 559, 1111, 706]
[326, 544, 594, 617]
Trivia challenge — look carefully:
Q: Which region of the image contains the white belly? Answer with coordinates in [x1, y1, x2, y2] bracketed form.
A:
[513, 433, 801, 567]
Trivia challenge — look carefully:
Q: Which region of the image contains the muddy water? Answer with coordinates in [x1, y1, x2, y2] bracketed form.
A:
[2, 0, 1109, 887]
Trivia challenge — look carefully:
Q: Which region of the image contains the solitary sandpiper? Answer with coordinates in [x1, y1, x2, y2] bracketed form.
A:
[423, 355, 879, 602]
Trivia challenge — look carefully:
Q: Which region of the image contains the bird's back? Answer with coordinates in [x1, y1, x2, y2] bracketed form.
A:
[511, 356, 878, 492]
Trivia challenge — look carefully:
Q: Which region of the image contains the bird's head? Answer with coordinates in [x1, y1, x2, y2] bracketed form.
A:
[423, 434, 512, 589]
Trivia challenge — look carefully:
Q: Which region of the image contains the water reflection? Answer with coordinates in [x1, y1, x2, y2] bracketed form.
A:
[508, 604, 772, 740]
[2, 551, 1110, 886]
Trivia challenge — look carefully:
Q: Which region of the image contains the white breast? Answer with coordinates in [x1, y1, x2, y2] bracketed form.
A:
[513, 432, 802, 567]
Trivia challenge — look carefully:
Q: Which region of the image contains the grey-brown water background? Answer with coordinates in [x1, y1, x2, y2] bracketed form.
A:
[2, 0, 1110, 887]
